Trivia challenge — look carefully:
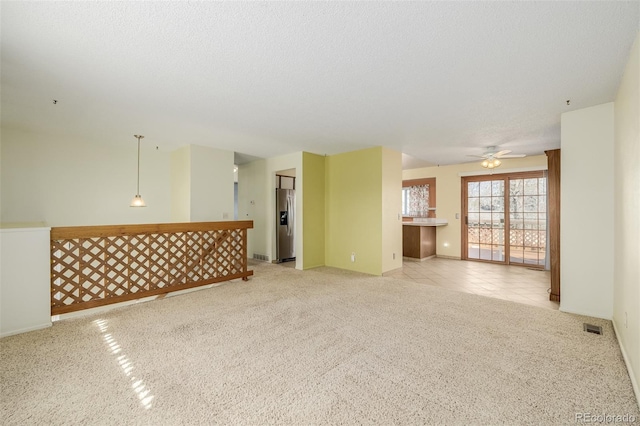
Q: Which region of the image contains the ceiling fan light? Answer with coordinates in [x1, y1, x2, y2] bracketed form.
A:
[487, 162, 495, 169]
[494, 159, 501, 166]
[130, 194, 146, 207]
[482, 160, 489, 168]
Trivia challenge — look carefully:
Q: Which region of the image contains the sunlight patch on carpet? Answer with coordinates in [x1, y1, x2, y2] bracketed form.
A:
[94, 319, 154, 409]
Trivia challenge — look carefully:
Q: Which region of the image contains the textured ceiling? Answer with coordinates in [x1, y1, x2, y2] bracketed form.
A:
[1, 2, 638, 167]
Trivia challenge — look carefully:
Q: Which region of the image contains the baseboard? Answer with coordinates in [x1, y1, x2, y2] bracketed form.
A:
[435, 255, 461, 260]
[302, 263, 324, 270]
[382, 266, 403, 276]
[612, 320, 640, 410]
[1, 322, 52, 338]
[401, 256, 433, 263]
[53, 283, 225, 322]
[558, 306, 612, 321]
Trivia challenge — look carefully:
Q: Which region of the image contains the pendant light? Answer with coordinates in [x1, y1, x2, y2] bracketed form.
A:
[130, 134, 146, 207]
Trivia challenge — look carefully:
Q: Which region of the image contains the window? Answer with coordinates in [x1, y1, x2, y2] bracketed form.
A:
[402, 178, 436, 218]
[402, 188, 410, 216]
[402, 184, 430, 217]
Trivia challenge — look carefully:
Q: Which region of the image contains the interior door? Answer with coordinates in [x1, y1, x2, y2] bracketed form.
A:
[462, 171, 547, 267]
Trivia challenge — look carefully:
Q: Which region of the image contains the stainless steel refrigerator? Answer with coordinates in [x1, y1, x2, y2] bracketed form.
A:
[275, 188, 295, 262]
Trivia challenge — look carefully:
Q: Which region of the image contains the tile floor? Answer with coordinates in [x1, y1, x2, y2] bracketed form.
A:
[385, 257, 559, 310]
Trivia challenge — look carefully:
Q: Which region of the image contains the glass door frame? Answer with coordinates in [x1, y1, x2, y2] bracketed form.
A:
[461, 170, 547, 268]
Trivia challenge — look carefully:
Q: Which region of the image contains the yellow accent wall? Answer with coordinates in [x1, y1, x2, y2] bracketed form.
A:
[242, 146, 401, 275]
[402, 155, 548, 259]
[302, 152, 326, 269]
[325, 147, 383, 275]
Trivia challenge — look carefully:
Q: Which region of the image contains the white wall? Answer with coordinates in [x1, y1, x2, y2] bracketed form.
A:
[613, 33, 640, 398]
[560, 103, 615, 319]
[189, 144, 234, 221]
[170, 145, 234, 222]
[238, 159, 267, 260]
[381, 147, 403, 273]
[0, 130, 235, 227]
[170, 145, 190, 222]
[0, 225, 52, 337]
[238, 152, 304, 269]
[1, 127, 172, 226]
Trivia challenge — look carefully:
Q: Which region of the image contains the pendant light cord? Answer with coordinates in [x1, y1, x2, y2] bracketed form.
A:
[135, 135, 144, 195]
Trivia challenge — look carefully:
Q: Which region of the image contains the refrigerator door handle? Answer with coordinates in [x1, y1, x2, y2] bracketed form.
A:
[286, 195, 294, 236]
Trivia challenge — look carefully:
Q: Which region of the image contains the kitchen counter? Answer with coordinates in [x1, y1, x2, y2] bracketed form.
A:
[402, 219, 448, 227]
[402, 219, 447, 259]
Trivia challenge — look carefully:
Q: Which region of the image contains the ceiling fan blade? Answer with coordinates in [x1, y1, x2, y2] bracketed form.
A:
[493, 150, 512, 157]
[498, 154, 526, 158]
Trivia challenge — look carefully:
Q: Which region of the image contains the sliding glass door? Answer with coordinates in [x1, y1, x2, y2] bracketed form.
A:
[466, 179, 505, 262]
[463, 172, 547, 267]
[508, 177, 547, 266]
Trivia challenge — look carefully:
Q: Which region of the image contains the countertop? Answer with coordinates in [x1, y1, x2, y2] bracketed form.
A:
[403, 219, 448, 227]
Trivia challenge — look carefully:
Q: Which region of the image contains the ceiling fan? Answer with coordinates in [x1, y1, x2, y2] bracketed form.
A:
[470, 146, 526, 169]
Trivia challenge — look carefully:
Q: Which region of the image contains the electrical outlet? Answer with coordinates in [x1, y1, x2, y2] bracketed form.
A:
[351, 252, 356, 262]
[455, 213, 460, 219]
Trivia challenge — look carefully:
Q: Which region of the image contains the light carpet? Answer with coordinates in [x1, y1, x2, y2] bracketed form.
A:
[1, 261, 638, 425]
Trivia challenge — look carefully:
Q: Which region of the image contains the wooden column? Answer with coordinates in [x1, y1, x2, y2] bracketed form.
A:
[545, 149, 561, 302]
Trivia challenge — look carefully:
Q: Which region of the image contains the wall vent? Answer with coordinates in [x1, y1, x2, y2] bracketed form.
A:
[253, 253, 269, 262]
[583, 323, 603, 335]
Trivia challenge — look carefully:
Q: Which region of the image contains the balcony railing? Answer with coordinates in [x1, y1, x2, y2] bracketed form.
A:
[50, 221, 253, 315]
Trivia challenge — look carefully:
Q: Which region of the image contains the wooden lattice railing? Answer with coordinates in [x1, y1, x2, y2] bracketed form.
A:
[50, 221, 253, 315]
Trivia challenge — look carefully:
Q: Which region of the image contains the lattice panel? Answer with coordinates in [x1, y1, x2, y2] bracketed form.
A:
[467, 227, 499, 245]
[148, 233, 169, 290]
[105, 237, 128, 299]
[80, 238, 107, 302]
[51, 222, 252, 314]
[509, 230, 546, 248]
[51, 239, 82, 308]
[167, 232, 187, 286]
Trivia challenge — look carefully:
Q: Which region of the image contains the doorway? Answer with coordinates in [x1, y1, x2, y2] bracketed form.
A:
[275, 169, 296, 266]
[462, 171, 547, 268]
